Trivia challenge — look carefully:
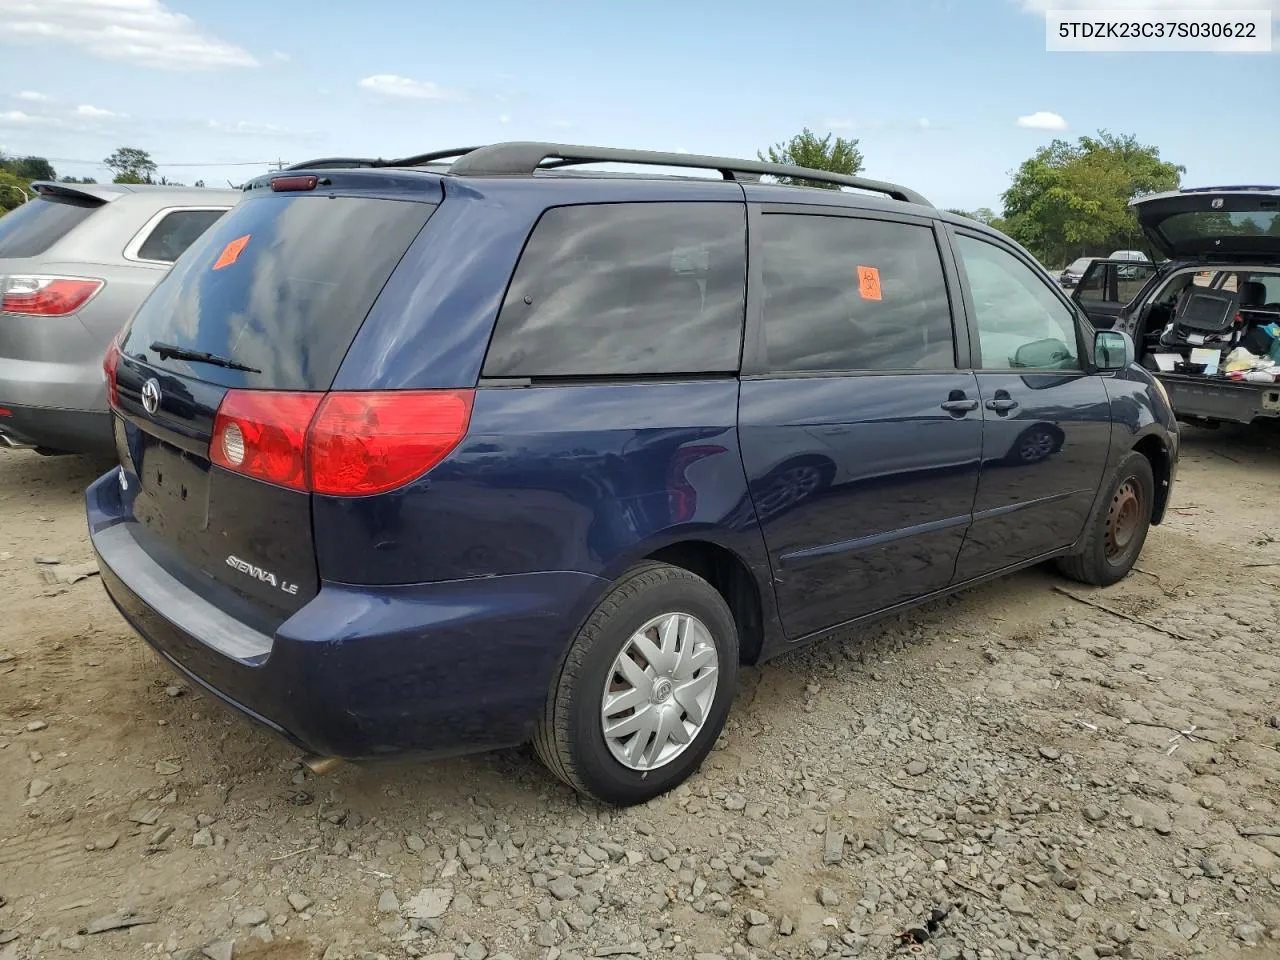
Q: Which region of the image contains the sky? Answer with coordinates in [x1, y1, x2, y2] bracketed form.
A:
[0, 0, 1277, 211]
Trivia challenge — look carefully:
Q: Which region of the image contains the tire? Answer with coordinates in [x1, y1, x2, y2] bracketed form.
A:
[1056, 451, 1155, 586]
[534, 561, 738, 805]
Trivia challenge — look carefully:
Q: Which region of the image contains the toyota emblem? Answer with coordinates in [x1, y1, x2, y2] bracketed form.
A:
[141, 378, 162, 414]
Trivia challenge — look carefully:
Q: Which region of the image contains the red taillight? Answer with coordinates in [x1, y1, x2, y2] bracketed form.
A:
[211, 391, 323, 492]
[270, 175, 319, 192]
[103, 340, 121, 409]
[309, 390, 474, 496]
[2, 276, 103, 316]
[208, 389, 474, 496]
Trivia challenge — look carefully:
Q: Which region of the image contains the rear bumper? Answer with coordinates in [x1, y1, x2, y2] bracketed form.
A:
[1159, 374, 1280, 425]
[0, 402, 113, 454]
[87, 469, 609, 760]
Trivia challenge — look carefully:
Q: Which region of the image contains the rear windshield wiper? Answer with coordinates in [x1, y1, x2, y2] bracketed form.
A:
[149, 341, 261, 374]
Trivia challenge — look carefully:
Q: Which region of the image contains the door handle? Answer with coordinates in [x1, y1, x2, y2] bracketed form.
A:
[985, 398, 1019, 413]
[940, 398, 979, 414]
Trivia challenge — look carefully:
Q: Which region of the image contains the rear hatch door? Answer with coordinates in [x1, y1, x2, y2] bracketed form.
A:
[112, 175, 437, 628]
[1131, 186, 1280, 261]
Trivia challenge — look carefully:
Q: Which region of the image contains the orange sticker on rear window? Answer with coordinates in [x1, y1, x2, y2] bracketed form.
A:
[212, 234, 251, 270]
[857, 265, 882, 301]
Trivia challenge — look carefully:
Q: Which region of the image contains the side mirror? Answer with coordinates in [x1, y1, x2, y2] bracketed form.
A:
[1094, 329, 1135, 371]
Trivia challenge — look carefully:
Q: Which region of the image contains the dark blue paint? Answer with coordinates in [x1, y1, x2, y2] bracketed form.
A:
[86, 171, 1180, 765]
[954, 372, 1113, 580]
[738, 372, 983, 638]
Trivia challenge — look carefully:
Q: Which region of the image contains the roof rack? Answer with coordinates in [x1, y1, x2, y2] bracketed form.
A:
[445, 142, 930, 206]
[382, 147, 484, 167]
[283, 157, 385, 171]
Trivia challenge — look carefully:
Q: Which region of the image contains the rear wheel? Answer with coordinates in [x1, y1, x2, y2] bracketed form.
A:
[1056, 451, 1154, 586]
[534, 562, 738, 805]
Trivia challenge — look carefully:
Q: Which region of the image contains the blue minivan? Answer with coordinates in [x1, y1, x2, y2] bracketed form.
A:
[89, 143, 1178, 805]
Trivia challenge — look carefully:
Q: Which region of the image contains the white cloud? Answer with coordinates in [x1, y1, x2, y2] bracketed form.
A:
[271, 50, 290, 63]
[498, 114, 510, 124]
[917, 117, 931, 129]
[357, 74, 459, 100]
[0, 0, 257, 70]
[825, 118, 854, 130]
[0, 109, 58, 125]
[12, 90, 51, 102]
[1016, 111, 1068, 130]
[75, 104, 120, 118]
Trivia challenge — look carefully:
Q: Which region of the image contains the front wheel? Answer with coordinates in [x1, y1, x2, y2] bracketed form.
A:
[534, 562, 738, 805]
[1056, 451, 1155, 586]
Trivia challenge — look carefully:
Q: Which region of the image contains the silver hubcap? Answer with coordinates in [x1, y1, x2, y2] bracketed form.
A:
[601, 612, 720, 771]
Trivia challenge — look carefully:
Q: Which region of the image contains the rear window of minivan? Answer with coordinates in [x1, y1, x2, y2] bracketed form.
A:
[121, 194, 434, 391]
[0, 194, 101, 258]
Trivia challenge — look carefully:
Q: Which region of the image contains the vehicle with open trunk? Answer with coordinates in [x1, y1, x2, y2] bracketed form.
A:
[1074, 186, 1280, 426]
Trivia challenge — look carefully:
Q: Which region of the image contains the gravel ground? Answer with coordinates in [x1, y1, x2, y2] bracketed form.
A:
[0, 425, 1278, 960]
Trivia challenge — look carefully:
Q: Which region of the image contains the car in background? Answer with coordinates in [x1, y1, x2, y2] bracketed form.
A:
[1059, 256, 1096, 288]
[88, 142, 1176, 806]
[0, 182, 236, 455]
[1108, 249, 1150, 262]
[1075, 185, 1280, 426]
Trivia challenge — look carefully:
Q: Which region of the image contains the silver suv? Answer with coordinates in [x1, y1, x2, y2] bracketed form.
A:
[0, 181, 236, 455]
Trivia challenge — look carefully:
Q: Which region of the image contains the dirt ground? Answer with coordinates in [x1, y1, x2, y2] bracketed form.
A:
[1, 425, 1278, 960]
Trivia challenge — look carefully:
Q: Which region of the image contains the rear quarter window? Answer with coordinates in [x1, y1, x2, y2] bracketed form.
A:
[0, 194, 101, 258]
[133, 208, 227, 263]
[483, 202, 747, 378]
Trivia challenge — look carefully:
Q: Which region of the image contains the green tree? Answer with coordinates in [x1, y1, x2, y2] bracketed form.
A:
[999, 131, 1183, 266]
[758, 127, 864, 189]
[104, 146, 157, 184]
[945, 206, 999, 225]
[0, 170, 32, 214]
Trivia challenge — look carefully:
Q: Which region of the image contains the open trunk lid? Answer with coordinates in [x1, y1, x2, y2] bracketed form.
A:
[110, 178, 437, 629]
[1132, 186, 1280, 261]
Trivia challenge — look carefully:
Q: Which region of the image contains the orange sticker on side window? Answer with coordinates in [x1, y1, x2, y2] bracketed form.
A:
[857, 265, 882, 301]
[212, 234, 251, 270]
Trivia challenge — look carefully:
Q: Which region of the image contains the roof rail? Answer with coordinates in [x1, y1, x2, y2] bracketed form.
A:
[383, 147, 485, 168]
[446, 142, 930, 205]
[284, 157, 383, 171]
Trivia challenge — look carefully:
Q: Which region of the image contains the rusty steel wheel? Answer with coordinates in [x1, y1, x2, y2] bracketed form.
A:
[1104, 477, 1144, 562]
[1057, 451, 1155, 587]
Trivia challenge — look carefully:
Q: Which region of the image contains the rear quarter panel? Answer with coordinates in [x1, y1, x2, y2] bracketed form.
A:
[312, 381, 774, 583]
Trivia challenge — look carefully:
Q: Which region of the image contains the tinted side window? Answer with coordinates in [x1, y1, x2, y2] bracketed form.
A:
[955, 235, 1081, 371]
[759, 214, 955, 373]
[0, 195, 101, 258]
[483, 202, 746, 378]
[135, 209, 226, 262]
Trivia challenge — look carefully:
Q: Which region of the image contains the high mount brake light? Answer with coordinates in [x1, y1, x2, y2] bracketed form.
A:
[210, 389, 475, 496]
[2, 276, 103, 316]
[270, 175, 319, 192]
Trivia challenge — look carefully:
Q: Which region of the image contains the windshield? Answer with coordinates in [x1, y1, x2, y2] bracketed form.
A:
[1067, 258, 1093, 272]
